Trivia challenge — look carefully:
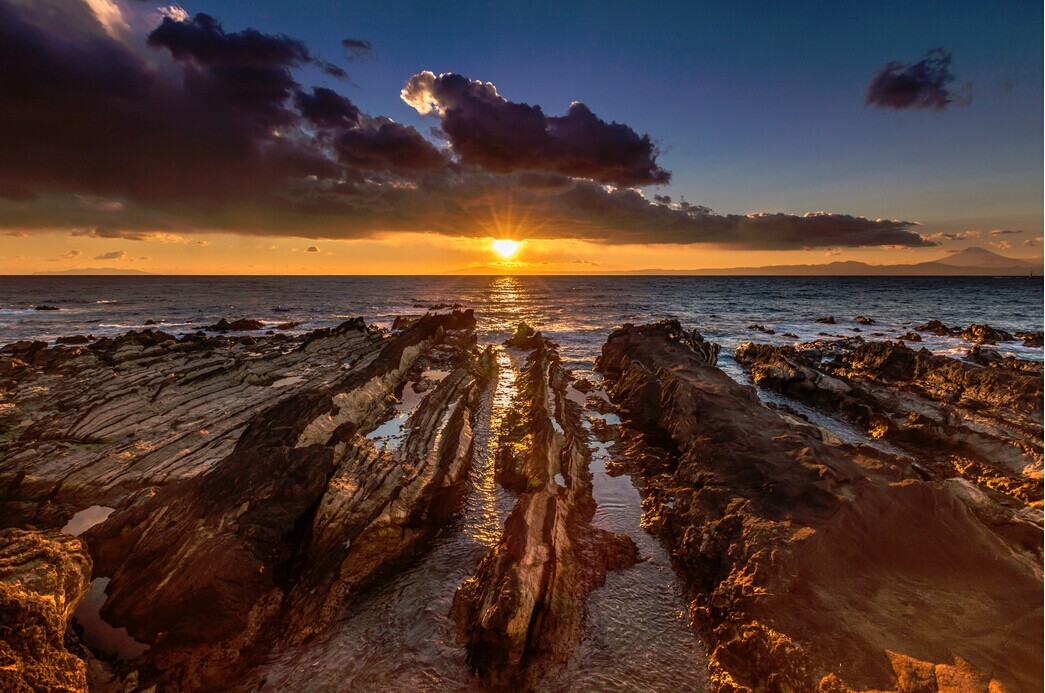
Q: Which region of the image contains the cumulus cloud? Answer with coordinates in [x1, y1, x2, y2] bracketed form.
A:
[990, 240, 1013, 251]
[988, 229, 1021, 236]
[4, 230, 28, 238]
[1023, 236, 1043, 248]
[866, 49, 971, 110]
[402, 71, 670, 186]
[55, 250, 81, 260]
[306, 245, 319, 252]
[0, 1, 927, 251]
[95, 249, 126, 260]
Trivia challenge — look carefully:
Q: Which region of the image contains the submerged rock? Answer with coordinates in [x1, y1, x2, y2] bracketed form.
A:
[599, 322, 1042, 692]
[854, 315, 875, 324]
[1016, 330, 1044, 348]
[0, 528, 92, 692]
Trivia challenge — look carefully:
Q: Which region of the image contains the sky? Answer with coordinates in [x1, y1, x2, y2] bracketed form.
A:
[0, 0, 1041, 274]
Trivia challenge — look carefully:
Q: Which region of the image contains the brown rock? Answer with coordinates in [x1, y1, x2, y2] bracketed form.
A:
[0, 529, 92, 693]
[599, 322, 1042, 692]
[961, 323, 1014, 344]
[453, 337, 636, 687]
[79, 311, 486, 689]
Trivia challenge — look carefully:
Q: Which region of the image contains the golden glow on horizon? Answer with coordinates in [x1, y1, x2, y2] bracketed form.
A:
[491, 239, 521, 258]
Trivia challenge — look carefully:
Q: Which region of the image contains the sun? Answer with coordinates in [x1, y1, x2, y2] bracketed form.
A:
[491, 239, 521, 259]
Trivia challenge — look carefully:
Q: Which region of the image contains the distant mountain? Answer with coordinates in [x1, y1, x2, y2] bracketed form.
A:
[932, 246, 1037, 269]
[447, 247, 1042, 276]
[33, 267, 153, 276]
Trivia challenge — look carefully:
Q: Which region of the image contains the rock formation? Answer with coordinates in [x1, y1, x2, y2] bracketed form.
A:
[452, 328, 636, 687]
[0, 528, 92, 692]
[1, 311, 503, 690]
[598, 321, 1043, 691]
[735, 339, 1043, 506]
[1, 321, 386, 528]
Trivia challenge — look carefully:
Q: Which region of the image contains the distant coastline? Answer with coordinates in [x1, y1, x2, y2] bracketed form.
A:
[17, 246, 1042, 277]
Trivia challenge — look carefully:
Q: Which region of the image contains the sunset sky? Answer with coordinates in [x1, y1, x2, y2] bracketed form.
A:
[1, 0, 1041, 274]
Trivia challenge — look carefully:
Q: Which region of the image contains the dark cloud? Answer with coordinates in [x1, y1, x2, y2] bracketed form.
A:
[548, 183, 930, 248]
[0, 1, 925, 251]
[147, 13, 311, 68]
[295, 87, 360, 129]
[306, 245, 319, 252]
[95, 250, 126, 260]
[334, 120, 447, 171]
[866, 48, 971, 110]
[402, 71, 669, 186]
[341, 38, 372, 61]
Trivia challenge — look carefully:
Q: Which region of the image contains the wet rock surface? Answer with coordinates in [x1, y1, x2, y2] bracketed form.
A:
[734, 338, 1044, 506]
[0, 528, 93, 692]
[598, 321, 1042, 691]
[453, 328, 637, 688]
[1, 310, 1041, 692]
[0, 320, 387, 528]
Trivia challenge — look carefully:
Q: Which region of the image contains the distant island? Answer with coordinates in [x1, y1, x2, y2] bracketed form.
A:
[33, 268, 154, 276]
[451, 247, 1042, 276]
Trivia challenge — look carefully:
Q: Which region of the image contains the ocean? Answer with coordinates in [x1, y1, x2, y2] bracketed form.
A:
[2, 276, 1041, 377]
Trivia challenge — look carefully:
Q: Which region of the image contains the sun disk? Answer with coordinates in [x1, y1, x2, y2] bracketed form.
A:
[492, 239, 521, 258]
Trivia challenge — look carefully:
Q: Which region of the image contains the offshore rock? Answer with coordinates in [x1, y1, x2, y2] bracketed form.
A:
[453, 331, 636, 687]
[960, 323, 1014, 344]
[206, 318, 266, 332]
[0, 528, 92, 692]
[599, 322, 1042, 692]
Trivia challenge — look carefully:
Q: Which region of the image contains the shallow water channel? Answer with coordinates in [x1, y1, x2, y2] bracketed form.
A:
[245, 345, 710, 691]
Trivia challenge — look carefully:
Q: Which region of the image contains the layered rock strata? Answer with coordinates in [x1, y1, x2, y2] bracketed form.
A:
[452, 328, 636, 687]
[598, 320, 1043, 691]
[0, 319, 385, 528]
[0, 311, 494, 690]
[734, 338, 1043, 507]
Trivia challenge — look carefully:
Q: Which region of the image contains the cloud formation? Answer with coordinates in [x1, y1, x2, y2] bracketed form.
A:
[0, 1, 928, 251]
[866, 49, 971, 110]
[95, 250, 127, 260]
[402, 71, 669, 186]
[921, 230, 981, 242]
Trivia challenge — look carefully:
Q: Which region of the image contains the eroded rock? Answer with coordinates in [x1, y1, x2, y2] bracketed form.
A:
[599, 322, 1042, 692]
[76, 311, 488, 689]
[735, 339, 1044, 506]
[0, 528, 92, 692]
[453, 330, 636, 687]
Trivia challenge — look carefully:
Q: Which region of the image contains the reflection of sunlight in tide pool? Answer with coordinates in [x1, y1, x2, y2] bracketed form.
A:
[464, 347, 516, 546]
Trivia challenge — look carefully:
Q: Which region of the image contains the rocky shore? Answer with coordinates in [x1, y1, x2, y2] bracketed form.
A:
[598, 320, 1042, 691]
[0, 313, 1041, 691]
